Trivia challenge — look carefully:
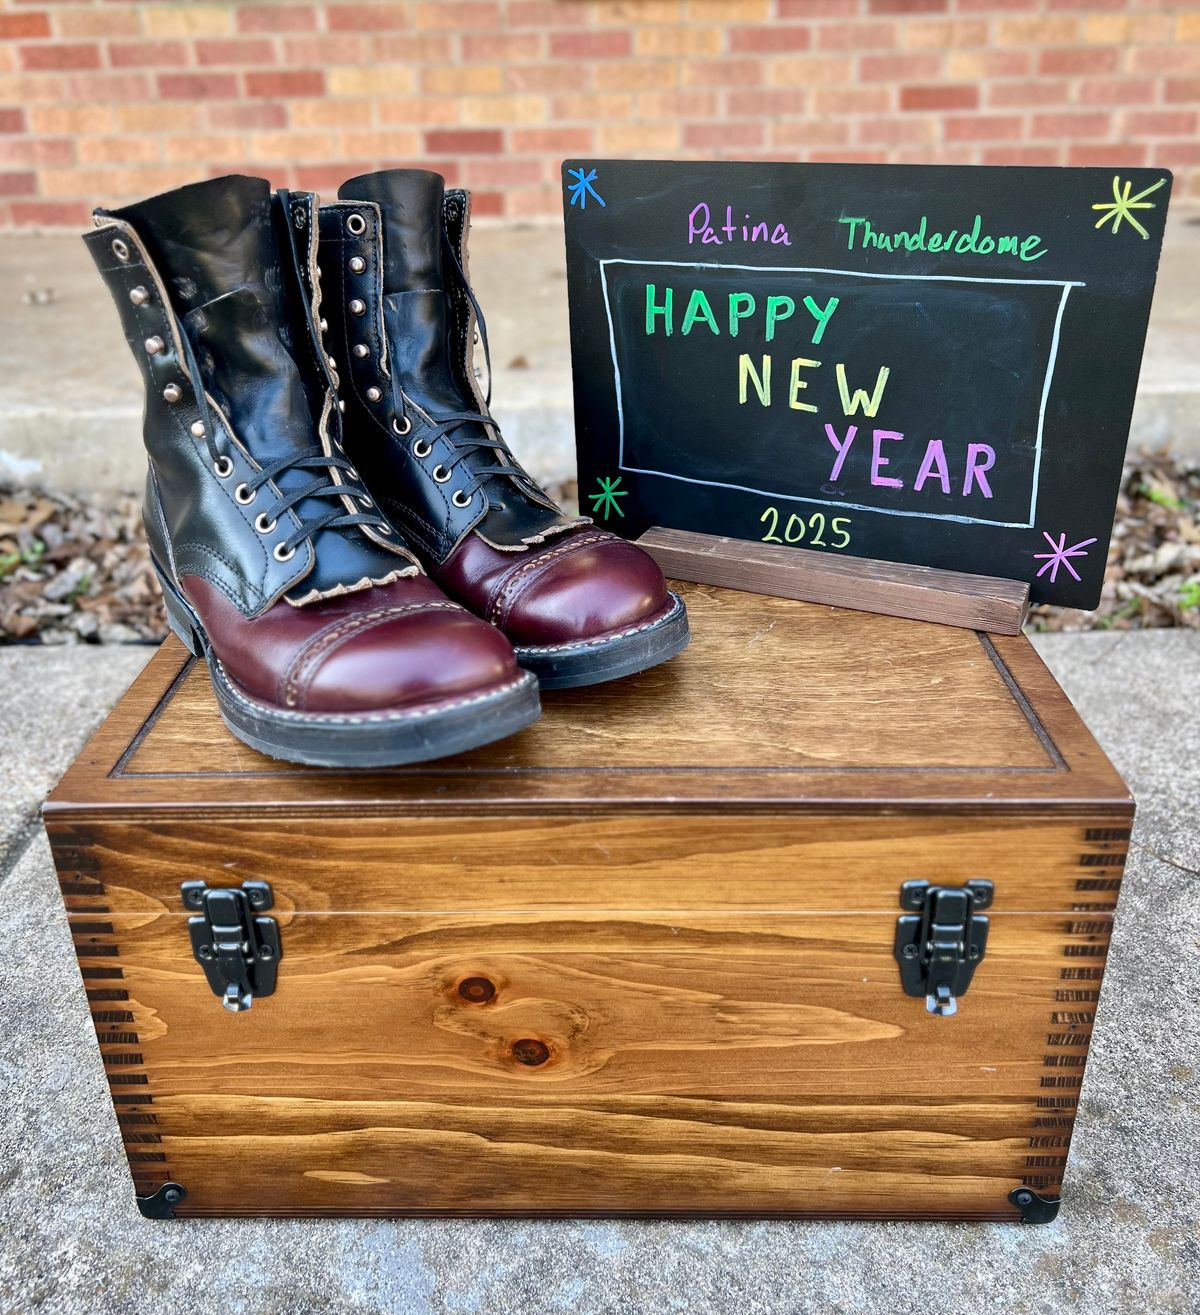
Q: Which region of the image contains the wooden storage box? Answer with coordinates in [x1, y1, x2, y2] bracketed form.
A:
[45, 583, 1131, 1223]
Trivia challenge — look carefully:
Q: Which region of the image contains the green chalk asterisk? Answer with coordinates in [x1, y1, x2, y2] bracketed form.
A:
[589, 475, 628, 520]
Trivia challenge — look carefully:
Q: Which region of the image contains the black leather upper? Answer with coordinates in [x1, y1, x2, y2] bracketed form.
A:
[86, 175, 415, 617]
[319, 169, 580, 565]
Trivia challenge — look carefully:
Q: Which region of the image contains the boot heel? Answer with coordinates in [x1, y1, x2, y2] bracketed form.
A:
[153, 565, 205, 657]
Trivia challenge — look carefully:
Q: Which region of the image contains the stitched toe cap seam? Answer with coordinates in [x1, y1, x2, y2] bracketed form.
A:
[486, 530, 614, 629]
[283, 600, 467, 710]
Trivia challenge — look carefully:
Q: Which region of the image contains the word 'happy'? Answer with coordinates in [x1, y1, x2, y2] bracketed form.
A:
[645, 284, 838, 344]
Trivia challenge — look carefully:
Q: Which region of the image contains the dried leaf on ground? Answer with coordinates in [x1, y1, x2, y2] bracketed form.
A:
[0, 456, 1196, 644]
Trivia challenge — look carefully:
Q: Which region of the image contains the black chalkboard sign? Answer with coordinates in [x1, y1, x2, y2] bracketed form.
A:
[562, 161, 1171, 607]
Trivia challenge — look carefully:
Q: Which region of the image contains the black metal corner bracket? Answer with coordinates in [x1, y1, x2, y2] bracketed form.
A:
[181, 879, 281, 1013]
[136, 1181, 187, 1220]
[1009, 1186, 1061, 1225]
[894, 878, 993, 1016]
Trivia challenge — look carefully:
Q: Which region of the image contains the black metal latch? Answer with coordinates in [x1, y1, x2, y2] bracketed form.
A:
[181, 880, 280, 1013]
[894, 879, 993, 1017]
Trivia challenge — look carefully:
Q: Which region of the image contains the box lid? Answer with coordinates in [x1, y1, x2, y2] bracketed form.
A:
[46, 583, 1130, 816]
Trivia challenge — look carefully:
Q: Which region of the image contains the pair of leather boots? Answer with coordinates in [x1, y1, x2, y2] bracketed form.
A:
[86, 171, 688, 766]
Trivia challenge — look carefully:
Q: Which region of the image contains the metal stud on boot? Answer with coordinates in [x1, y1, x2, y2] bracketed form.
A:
[85, 175, 539, 765]
[316, 169, 690, 689]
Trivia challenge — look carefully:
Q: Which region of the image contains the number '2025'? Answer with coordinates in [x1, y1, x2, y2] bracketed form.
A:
[760, 507, 851, 549]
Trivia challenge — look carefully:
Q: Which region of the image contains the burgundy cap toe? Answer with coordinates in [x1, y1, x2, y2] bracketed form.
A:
[298, 606, 520, 713]
[492, 533, 671, 648]
[181, 573, 523, 715]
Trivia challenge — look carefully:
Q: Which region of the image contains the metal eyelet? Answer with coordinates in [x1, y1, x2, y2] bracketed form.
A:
[346, 466, 359, 480]
[319, 317, 328, 333]
[163, 383, 182, 404]
[432, 464, 451, 484]
[358, 495, 373, 508]
[327, 356, 336, 370]
[213, 456, 233, 478]
[349, 256, 366, 274]
[412, 438, 432, 459]
[452, 489, 472, 508]
[274, 542, 297, 563]
[255, 512, 276, 534]
[392, 414, 411, 436]
[234, 482, 256, 505]
[112, 238, 130, 261]
[129, 285, 149, 306]
[346, 213, 366, 236]
[349, 299, 366, 316]
[375, 522, 391, 534]
[365, 386, 382, 403]
[145, 335, 165, 356]
[190, 421, 206, 438]
[352, 344, 369, 359]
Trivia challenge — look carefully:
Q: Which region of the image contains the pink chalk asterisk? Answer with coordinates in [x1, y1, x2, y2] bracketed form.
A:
[1034, 531, 1098, 584]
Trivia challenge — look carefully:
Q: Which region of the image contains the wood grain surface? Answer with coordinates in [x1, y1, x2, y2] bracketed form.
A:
[71, 906, 1106, 1218]
[45, 581, 1132, 1218]
[45, 583, 1130, 813]
[638, 528, 1031, 634]
[50, 814, 1129, 917]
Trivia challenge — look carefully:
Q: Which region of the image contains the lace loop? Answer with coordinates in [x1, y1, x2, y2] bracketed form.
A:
[411, 405, 542, 504]
[179, 316, 383, 557]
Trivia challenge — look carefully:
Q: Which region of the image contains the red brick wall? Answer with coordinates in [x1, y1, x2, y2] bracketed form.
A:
[1, 0, 1197, 229]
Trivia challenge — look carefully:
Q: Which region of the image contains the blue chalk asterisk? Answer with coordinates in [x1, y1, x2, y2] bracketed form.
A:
[567, 167, 606, 210]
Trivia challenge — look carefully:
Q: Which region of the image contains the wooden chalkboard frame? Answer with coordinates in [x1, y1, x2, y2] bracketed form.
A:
[563, 160, 1171, 609]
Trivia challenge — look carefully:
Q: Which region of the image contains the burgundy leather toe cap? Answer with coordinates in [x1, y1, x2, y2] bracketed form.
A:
[481, 530, 671, 648]
[182, 574, 522, 714]
[296, 605, 518, 713]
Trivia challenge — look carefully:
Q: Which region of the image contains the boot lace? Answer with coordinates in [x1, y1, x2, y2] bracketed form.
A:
[179, 324, 386, 556]
[390, 236, 548, 507]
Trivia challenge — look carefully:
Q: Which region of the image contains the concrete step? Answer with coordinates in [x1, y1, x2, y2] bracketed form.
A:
[1, 216, 1196, 495]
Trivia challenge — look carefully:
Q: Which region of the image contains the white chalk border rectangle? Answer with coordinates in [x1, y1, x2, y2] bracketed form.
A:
[598, 259, 1082, 530]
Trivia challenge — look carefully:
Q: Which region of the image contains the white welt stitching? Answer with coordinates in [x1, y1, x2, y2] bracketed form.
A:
[512, 594, 684, 656]
[212, 660, 534, 725]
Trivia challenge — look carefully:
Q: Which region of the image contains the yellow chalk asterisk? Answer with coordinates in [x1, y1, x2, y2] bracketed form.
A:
[1091, 174, 1167, 240]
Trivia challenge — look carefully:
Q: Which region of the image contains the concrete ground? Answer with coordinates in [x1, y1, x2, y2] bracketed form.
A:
[0, 631, 1197, 1314]
[1, 213, 1199, 496]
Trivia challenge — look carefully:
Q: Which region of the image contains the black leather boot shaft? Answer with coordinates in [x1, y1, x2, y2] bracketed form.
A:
[336, 169, 483, 424]
[339, 168, 445, 294]
[114, 174, 276, 321]
[321, 170, 582, 563]
[115, 176, 320, 476]
[86, 174, 415, 615]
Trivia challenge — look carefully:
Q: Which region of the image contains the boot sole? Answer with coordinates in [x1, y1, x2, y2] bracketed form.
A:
[155, 566, 541, 767]
[513, 593, 690, 690]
